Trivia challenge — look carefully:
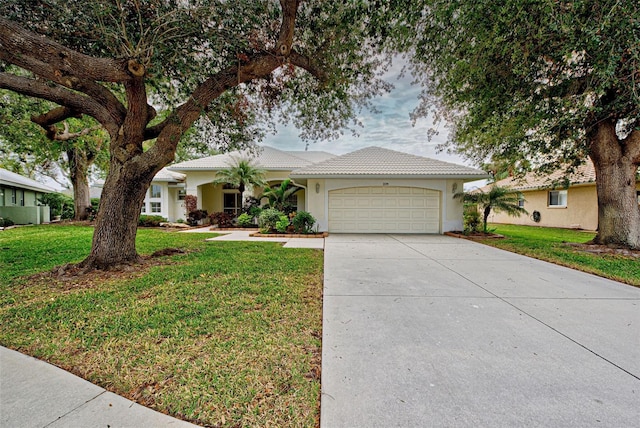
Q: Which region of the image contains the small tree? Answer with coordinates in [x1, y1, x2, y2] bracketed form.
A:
[212, 157, 266, 198]
[454, 185, 527, 233]
[261, 179, 300, 214]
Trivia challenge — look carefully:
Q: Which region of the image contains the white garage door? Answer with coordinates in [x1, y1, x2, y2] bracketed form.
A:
[329, 187, 440, 233]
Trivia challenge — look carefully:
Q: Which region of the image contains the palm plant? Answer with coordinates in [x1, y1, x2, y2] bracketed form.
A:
[454, 185, 527, 233]
[261, 179, 301, 213]
[213, 157, 266, 196]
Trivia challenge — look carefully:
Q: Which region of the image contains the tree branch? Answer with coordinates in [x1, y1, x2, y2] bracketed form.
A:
[56, 122, 102, 141]
[289, 50, 327, 83]
[624, 129, 640, 164]
[0, 73, 118, 136]
[277, 0, 299, 56]
[31, 106, 82, 140]
[0, 17, 133, 82]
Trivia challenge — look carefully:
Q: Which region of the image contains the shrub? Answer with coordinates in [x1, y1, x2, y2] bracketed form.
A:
[188, 209, 208, 226]
[242, 196, 262, 215]
[138, 215, 166, 227]
[209, 212, 234, 228]
[292, 211, 316, 234]
[184, 194, 197, 215]
[258, 208, 284, 233]
[237, 213, 253, 227]
[0, 217, 15, 227]
[248, 205, 262, 218]
[276, 215, 290, 233]
[39, 193, 74, 218]
[89, 198, 100, 219]
[463, 207, 482, 234]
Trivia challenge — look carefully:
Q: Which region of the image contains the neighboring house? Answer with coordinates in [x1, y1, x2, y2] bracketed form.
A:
[0, 168, 55, 224]
[159, 146, 486, 233]
[61, 179, 105, 199]
[481, 159, 640, 230]
[141, 168, 187, 221]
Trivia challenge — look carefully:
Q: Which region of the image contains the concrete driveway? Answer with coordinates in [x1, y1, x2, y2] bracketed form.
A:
[321, 234, 640, 427]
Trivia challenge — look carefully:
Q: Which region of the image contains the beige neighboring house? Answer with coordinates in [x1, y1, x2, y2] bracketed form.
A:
[482, 160, 640, 231]
[0, 168, 55, 224]
[161, 146, 487, 233]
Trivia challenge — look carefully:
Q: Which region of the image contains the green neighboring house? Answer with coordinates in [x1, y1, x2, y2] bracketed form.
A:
[0, 168, 55, 225]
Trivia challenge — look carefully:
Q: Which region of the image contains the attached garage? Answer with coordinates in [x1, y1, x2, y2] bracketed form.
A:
[290, 146, 488, 233]
[329, 187, 440, 233]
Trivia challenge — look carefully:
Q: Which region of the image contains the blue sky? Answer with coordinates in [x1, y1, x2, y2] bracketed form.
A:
[262, 62, 468, 166]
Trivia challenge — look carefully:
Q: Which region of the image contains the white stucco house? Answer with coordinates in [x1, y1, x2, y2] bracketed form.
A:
[146, 146, 487, 233]
[140, 168, 186, 221]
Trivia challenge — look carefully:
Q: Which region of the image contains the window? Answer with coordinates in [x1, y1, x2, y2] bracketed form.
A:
[141, 204, 146, 213]
[19, 190, 24, 206]
[11, 189, 16, 205]
[286, 193, 298, 210]
[178, 189, 186, 201]
[548, 190, 567, 207]
[223, 192, 242, 216]
[150, 184, 162, 198]
[151, 202, 162, 213]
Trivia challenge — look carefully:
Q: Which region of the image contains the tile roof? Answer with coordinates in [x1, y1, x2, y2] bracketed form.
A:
[168, 146, 334, 171]
[483, 160, 598, 191]
[290, 146, 488, 179]
[152, 168, 186, 182]
[0, 168, 57, 193]
[284, 150, 336, 164]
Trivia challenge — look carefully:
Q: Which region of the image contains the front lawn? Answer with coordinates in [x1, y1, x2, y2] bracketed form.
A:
[0, 225, 323, 427]
[478, 224, 640, 286]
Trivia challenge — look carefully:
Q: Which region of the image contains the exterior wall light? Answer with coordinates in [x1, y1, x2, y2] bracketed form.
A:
[315, 183, 320, 193]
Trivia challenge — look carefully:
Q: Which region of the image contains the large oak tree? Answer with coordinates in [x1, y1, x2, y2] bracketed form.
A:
[1, 88, 108, 220]
[402, 0, 640, 248]
[0, 0, 392, 268]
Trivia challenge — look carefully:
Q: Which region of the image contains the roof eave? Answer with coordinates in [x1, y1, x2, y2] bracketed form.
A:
[0, 180, 56, 193]
[289, 173, 489, 180]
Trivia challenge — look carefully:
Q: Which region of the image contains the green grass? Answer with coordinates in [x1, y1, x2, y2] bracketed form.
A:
[478, 224, 640, 286]
[0, 224, 323, 427]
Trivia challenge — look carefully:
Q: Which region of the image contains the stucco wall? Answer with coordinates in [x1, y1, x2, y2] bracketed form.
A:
[304, 178, 464, 233]
[487, 184, 599, 230]
[0, 186, 50, 224]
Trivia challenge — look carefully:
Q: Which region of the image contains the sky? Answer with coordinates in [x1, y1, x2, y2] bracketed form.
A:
[261, 62, 468, 166]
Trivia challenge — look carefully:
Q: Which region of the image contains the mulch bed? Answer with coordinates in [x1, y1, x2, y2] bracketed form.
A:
[249, 232, 328, 238]
[564, 242, 640, 258]
[444, 231, 505, 240]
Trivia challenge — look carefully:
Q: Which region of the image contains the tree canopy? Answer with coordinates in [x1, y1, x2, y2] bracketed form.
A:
[0, 0, 400, 268]
[400, 0, 640, 248]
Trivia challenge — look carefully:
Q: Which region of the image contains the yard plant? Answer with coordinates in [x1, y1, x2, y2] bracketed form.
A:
[478, 224, 640, 286]
[0, 225, 323, 427]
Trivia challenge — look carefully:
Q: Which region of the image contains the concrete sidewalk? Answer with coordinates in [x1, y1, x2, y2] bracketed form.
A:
[321, 234, 640, 427]
[0, 346, 198, 428]
[184, 228, 325, 249]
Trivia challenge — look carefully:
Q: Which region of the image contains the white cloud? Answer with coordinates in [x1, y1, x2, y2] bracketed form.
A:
[263, 63, 473, 166]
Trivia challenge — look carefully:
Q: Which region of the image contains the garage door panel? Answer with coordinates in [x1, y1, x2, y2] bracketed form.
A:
[329, 186, 440, 234]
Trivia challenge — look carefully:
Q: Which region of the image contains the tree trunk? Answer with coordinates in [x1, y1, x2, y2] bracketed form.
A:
[67, 148, 92, 221]
[483, 206, 491, 233]
[79, 161, 154, 269]
[588, 121, 640, 249]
